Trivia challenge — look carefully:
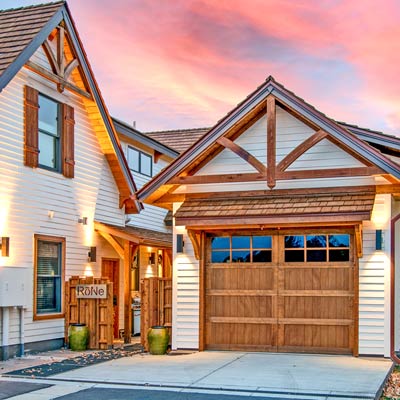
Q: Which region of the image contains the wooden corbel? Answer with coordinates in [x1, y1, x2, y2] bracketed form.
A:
[355, 223, 363, 258]
[187, 229, 201, 260]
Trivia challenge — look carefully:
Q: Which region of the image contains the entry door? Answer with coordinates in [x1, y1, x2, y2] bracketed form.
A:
[102, 259, 119, 339]
[204, 230, 356, 354]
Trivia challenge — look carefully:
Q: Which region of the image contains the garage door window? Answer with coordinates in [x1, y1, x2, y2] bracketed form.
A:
[284, 234, 350, 263]
[211, 235, 272, 263]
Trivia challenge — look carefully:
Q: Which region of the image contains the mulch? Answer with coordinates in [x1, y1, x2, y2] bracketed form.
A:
[382, 366, 400, 399]
[2, 344, 143, 378]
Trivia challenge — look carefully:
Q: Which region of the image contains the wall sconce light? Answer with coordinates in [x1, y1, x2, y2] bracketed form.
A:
[176, 234, 184, 253]
[0, 237, 10, 257]
[148, 252, 155, 265]
[78, 216, 88, 225]
[375, 229, 383, 251]
[88, 246, 96, 262]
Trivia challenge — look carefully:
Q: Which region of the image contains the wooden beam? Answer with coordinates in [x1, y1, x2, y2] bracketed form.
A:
[154, 150, 162, 164]
[97, 231, 124, 259]
[187, 229, 200, 260]
[176, 214, 372, 228]
[199, 231, 206, 351]
[277, 130, 328, 172]
[42, 40, 60, 75]
[124, 242, 137, 343]
[267, 96, 276, 188]
[355, 224, 363, 258]
[169, 172, 265, 185]
[376, 184, 400, 194]
[25, 61, 92, 100]
[57, 26, 65, 77]
[276, 166, 383, 180]
[216, 136, 267, 174]
[64, 59, 79, 80]
[94, 222, 140, 244]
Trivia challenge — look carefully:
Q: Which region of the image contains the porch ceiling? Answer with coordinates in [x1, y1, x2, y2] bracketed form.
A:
[95, 222, 172, 248]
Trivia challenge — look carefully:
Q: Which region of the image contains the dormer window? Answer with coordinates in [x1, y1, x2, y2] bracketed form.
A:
[127, 146, 152, 177]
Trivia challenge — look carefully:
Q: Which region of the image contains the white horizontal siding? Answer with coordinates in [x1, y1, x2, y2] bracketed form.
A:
[120, 141, 171, 233]
[358, 194, 391, 356]
[172, 205, 199, 350]
[0, 53, 125, 348]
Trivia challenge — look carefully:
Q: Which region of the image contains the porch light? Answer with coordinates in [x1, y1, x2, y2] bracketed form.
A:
[375, 230, 384, 251]
[88, 246, 96, 262]
[0, 237, 9, 257]
[176, 234, 184, 253]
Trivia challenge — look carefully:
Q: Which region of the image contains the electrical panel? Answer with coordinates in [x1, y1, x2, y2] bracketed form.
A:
[0, 267, 28, 307]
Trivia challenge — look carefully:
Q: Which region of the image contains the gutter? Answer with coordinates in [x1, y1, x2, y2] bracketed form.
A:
[390, 213, 400, 363]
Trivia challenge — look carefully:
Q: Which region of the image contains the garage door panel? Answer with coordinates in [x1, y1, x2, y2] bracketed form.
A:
[283, 296, 353, 319]
[283, 268, 352, 291]
[281, 325, 351, 353]
[207, 322, 276, 350]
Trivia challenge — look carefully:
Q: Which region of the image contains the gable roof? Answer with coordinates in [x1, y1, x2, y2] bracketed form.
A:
[0, 1, 141, 213]
[113, 117, 179, 159]
[146, 123, 400, 156]
[137, 76, 400, 202]
[145, 127, 209, 154]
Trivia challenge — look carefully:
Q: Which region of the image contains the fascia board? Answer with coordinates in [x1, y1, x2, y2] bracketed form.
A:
[62, 9, 139, 205]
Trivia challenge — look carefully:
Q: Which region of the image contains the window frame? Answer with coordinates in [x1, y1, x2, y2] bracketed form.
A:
[38, 93, 61, 172]
[127, 146, 153, 177]
[283, 233, 351, 264]
[209, 234, 273, 264]
[33, 234, 65, 321]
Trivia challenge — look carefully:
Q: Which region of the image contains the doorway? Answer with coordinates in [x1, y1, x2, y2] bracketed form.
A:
[102, 258, 119, 339]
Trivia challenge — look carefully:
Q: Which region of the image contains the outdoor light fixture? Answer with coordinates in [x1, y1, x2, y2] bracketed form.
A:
[0, 237, 10, 257]
[375, 229, 383, 251]
[88, 246, 96, 262]
[78, 216, 88, 225]
[176, 234, 184, 253]
[148, 252, 155, 264]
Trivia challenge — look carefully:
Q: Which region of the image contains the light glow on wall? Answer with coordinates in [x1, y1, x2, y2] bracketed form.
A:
[84, 264, 94, 277]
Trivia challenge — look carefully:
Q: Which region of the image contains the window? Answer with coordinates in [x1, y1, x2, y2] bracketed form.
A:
[38, 94, 60, 171]
[211, 235, 272, 263]
[284, 234, 350, 263]
[34, 235, 65, 319]
[24, 86, 75, 178]
[127, 146, 152, 177]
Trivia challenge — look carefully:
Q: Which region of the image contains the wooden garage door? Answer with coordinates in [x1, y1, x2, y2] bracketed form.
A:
[205, 230, 356, 354]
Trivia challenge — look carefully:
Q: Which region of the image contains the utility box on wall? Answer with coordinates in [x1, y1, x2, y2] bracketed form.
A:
[0, 267, 28, 307]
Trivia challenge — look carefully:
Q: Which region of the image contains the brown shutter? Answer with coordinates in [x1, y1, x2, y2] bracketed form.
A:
[24, 86, 39, 168]
[62, 103, 75, 178]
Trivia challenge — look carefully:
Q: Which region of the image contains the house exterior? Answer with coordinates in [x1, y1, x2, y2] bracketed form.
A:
[138, 76, 400, 357]
[0, 2, 146, 360]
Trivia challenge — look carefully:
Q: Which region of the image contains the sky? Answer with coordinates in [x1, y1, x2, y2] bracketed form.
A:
[2, 0, 400, 134]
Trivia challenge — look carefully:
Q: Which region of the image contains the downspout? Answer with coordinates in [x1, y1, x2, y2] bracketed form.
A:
[390, 213, 400, 363]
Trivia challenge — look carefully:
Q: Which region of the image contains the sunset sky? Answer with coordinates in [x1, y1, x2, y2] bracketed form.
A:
[3, 0, 400, 134]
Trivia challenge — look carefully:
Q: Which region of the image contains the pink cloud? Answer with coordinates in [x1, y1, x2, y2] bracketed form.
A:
[64, 0, 400, 133]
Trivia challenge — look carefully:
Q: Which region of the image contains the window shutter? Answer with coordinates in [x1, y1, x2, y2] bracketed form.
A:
[62, 103, 75, 178]
[24, 86, 39, 168]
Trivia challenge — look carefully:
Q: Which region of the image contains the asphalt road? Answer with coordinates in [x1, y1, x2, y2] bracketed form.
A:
[55, 387, 318, 400]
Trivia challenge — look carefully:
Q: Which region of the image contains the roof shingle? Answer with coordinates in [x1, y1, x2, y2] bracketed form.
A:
[0, 2, 64, 77]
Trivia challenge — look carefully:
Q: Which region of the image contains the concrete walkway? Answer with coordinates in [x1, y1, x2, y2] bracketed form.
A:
[39, 351, 392, 399]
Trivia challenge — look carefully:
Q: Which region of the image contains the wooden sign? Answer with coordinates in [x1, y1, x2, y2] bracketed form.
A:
[76, 284, 107, 299]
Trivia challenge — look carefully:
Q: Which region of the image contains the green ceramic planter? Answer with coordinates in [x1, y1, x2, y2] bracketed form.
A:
[68, 323, 89, 351]
[148, 326, 169, 355]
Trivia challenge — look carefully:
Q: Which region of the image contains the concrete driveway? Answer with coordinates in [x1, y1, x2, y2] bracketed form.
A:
[49, 351, 392, 399]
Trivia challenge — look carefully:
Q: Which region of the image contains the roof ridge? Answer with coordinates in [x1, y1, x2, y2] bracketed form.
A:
[146, 127, 210, 134]
[0, 1, 64, 12]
